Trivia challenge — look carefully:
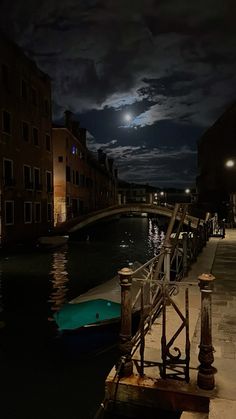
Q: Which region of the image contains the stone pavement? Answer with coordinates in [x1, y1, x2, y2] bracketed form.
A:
[181, 229, 236, 419]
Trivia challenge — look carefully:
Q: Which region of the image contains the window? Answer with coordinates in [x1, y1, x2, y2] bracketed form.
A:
[34, 167, 41, 190]
[32, 127, 39, 146]
[3, 159, 14, 186]
[44, 99, 49, 115]
[21, 79, 28, 101]
[5, 201, 14, 225]
[46, 171, 52, 192]
[47, 202, 52, 222]
[58, 156, 63, 163]
[31, 87, 37, 106]
[34, 202, 41, 223]
[2, 110, 11, 134]
[24, 202, 32, 223]
[45, 134, 51, 151]
[66, 166, 71, 182]
[22, 121, 29, 142]
[1, 64, 9, 88]
[80, 174, 85, 187]
[72, 145, 77, 155]
[75, 170, 79, 185]
[72, 170, 75, 184]
[23, 165, 33, 189]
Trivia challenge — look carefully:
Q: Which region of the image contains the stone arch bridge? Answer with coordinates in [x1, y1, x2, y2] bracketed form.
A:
[55, 204, 204, 234]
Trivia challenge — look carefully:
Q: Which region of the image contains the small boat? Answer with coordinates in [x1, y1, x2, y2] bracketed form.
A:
[53, 265, 142, 355]
[37, 235, 68, 250]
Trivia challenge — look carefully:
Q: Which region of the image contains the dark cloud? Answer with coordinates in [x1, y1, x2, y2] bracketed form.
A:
[1, 0, 236, 186]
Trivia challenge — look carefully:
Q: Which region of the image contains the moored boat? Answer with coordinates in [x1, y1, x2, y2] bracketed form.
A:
[53, 265, 143, 355]
[37, 235, 68, 250]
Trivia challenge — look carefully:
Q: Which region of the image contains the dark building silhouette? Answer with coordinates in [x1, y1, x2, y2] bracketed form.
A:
[0, 33, 53, 246]
[197, 103, 236, 221]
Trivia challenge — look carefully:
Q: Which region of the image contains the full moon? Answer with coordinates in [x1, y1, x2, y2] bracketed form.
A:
[124, 113, 132, 122]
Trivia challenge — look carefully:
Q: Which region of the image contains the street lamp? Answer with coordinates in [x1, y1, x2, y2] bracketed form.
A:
[160, 191, 167, 205]
[184, 188, 191, 203]
[224, 158, 236, 226]
[225, 159, 235, 168]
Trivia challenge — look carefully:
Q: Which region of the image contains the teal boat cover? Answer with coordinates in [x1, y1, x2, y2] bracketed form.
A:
[54, 299, 121, 331]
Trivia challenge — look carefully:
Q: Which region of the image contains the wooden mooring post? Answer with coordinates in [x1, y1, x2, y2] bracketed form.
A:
[117, 267, 134, 377]
[197, 273, 216, 390]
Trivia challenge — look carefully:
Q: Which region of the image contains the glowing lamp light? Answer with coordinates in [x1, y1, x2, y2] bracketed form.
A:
[160, 191, 164, 196]
[225, 159, 235, 168]
[185, 188, 190, 194]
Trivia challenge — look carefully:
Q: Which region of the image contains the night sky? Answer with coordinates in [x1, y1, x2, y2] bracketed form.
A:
[1, 0, 236, 188]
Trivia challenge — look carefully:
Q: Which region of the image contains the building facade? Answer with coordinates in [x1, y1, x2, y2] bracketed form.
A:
[53, 112, 117, 225]
[118, 180, 158, 205]
[0, 34, 53, 246]
[196, 103, 236, 220]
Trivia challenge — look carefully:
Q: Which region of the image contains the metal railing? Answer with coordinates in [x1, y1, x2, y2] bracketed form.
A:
[116, 205, 214, 380]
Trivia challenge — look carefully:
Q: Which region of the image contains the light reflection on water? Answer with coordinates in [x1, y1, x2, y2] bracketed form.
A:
[0, 217, 171, 419]
[48, 250, 69, 316]
[148, 218, 165, 256]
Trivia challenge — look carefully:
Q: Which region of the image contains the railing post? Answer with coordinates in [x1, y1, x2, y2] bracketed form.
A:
[197, 273, 216, 390]
[117, 267, 134, 377]
[182, 232, 188, 276]
[164, 241, 172, 281]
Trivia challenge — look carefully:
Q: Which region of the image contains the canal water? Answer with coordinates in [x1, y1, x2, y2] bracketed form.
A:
[0, 217, 179, 419]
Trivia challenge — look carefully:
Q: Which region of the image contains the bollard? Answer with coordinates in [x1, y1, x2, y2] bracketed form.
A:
[117, 267, 133, 377]
[197, 273, 216, 390]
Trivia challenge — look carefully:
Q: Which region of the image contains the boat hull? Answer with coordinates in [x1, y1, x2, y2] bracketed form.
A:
[55, 310, 140, 358]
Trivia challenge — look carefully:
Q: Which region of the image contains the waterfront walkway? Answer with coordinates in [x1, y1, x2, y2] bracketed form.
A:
[183, 228, 236, 419]
[105, 230, 236, 418]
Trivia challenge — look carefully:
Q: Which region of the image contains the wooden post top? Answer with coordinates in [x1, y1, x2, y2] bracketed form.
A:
[198, 273, 215, 282]
[118, 267, 133, 277]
